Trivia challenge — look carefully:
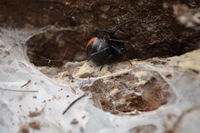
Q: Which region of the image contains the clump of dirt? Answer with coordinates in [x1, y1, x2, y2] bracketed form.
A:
[29, 121, 40, 130]
[129, 124, 157, 133]
[19, 125, 29, 133]
[70, 119, 79, 125]
[19, 121, 40, 133]
[28, 107, 44, 117]
[82, 69, 171, 114]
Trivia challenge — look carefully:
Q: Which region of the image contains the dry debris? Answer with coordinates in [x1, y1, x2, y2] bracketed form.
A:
[28, 107, 45, 117]
[70, 119, 79, 125]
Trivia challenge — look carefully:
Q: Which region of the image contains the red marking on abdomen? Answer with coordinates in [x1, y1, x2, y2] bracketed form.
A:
[86, 37, 97, 48]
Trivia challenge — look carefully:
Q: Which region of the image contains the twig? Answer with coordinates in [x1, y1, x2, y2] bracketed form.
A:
[21, 80, 31, 88]
[166, 105, 200, 133]
[75, 69, 132, 81]
[0, 88, 38, 93]
[63, 94, 86, 115]
[70, 87, 77, 94]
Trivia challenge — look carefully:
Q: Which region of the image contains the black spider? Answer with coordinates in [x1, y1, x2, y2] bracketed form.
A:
[86, 20, 139, 65]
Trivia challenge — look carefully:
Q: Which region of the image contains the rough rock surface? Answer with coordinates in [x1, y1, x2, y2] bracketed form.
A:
[0, 0, 200, 133]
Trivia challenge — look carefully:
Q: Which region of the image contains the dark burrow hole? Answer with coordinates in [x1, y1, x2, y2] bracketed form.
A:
[27, 30, 88, 67]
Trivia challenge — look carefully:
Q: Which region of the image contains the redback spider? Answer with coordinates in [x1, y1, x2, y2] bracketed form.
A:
[86, 19, 144, 66]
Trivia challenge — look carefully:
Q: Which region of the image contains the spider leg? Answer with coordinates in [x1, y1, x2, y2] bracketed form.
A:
[127, 60, 133, 66]
[111, 18, 148, 34]
[111, 44, 126, 56]
[96, 19, 141, 38]
[99, 54, 113, 71]
[95, 29, 113, 39]
[96, 17, 152, 37]
[112, 44, 133, 66]
[96, 29, 111, 34]
[90, 47, 113, 65]
[108, 38, 128, 44]
[90, 47, 109, 57]
[99, 65, 104, 71]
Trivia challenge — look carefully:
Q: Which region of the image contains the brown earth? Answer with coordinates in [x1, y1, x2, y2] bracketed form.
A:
[0, 0, 199, 66]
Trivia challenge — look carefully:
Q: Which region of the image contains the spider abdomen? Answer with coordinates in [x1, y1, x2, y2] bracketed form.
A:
[86, 37, 126, 65]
